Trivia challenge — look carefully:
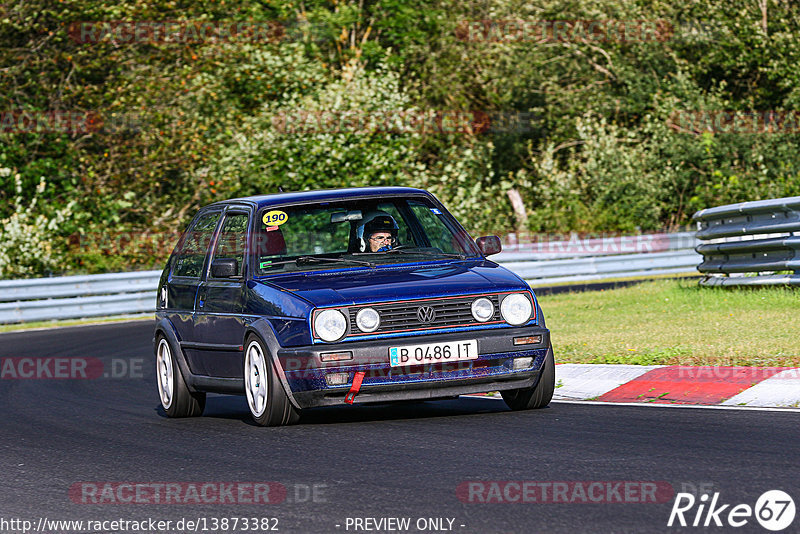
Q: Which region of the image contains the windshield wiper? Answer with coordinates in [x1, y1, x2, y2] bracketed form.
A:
[259, 256, 375, 269]
[295, 256, 375, 267]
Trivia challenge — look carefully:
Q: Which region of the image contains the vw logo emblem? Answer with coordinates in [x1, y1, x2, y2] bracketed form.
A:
[417, 305, 436, 324]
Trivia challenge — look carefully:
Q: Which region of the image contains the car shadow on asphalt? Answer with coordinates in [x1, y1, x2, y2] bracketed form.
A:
[180, 394, 516, 426]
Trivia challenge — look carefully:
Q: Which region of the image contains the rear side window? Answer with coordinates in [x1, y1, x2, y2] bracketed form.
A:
[172, 211, 221, 278]
[212, 212, 249, 276]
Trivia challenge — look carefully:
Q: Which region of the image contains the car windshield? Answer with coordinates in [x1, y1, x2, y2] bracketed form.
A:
[255, 196, 480, 274]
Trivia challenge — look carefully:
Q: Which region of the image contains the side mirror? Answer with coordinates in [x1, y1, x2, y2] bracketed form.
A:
[211, 258, 239, 278]
[476, 236, 502, 256]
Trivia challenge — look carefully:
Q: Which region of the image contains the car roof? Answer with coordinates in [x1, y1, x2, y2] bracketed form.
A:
[208, 187, 433, 210]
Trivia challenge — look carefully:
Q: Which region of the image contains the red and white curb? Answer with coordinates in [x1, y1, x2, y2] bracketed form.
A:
[552, 364, 800, 408]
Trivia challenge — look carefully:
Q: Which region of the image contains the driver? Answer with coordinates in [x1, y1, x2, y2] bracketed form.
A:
[357, 212, 399, 252]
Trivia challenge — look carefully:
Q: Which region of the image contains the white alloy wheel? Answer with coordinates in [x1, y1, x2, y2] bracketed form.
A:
[156, 338, 174, 409]
[242, 335, 300, 427]
[245, 340, 268, 417]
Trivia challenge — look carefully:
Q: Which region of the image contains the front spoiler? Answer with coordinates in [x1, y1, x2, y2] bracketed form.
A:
[292, 371, 538, 408]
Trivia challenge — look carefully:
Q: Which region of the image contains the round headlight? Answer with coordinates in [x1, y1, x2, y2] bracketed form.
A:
[314, 309, 347, 342]
[500, 293, 532, 326]
[356, 307, 381, 332]
[471, 297, 494, 322]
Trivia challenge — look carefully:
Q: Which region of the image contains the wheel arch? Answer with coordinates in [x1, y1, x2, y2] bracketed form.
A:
[243, 318, 302, 410]
[153, 317, 198, 393]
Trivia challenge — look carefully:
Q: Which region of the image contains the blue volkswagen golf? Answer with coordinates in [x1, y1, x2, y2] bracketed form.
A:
[154, 187, 554, 426]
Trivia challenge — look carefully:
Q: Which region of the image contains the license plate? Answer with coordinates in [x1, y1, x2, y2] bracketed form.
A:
[389, 340, 478, 367]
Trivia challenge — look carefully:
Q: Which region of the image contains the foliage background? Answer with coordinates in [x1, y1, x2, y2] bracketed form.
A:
[2, 0, 800, 276]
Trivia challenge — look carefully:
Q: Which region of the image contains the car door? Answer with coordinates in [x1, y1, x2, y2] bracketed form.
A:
[165, 209, 222, 375]
[193, 207, 251, 377]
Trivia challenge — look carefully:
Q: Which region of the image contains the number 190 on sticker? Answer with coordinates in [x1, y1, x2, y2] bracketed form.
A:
[389, 340, 478, 367]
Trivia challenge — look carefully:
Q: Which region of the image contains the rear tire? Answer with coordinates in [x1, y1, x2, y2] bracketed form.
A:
[501, 344, 555, 410]
[156, 336, 206, 417]
[244, 335, 300, 426]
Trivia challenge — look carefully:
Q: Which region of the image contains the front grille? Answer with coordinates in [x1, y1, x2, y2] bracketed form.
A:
[348, 294, 503, 335]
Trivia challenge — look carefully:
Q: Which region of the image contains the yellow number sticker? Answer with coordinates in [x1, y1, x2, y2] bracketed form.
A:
[262, 210, 288, 226]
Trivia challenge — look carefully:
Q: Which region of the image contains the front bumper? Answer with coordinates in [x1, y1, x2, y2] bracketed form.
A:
[277, 326, 550, 408]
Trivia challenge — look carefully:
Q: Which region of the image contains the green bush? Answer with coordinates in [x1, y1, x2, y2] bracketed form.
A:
[0, 170, 75, 278]
[4, 0, 800, 277]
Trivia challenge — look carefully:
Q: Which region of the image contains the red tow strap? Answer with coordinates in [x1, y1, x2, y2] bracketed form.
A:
[344, 371, 366, 404]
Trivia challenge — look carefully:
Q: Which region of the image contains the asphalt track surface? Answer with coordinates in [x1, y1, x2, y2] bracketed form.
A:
[1, 321, 798, 534]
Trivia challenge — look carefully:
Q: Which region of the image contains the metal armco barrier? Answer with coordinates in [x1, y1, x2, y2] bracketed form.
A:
[495, 231, 700, 284]
[693, 196, 800, 286]
[0, 232, 702, 324]
[497, 231, 697, 260]
[503, 250, 700, 285]
[0, 271, 160, 324]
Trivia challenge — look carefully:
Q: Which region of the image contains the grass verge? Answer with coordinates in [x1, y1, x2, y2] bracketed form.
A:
[538, 279, 800, 367]
[528, 271, 701, 287]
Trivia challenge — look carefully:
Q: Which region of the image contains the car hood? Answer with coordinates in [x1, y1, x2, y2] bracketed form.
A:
[254, 260, 528, 308]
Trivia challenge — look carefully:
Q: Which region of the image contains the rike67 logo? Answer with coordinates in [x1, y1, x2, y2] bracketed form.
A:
[668, 490, 795, 531]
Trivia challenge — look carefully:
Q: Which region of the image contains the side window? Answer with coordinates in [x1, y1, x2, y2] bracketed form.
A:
[212, 212, 249, 276]
[408, 202, 460, 254]
[172, 211, 221, 278]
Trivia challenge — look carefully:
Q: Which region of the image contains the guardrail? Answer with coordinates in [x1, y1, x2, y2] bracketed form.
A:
[692, 196, 800, 287]
[0, 232, 702, 324]
[495, 231, 700, 284]
[0, 271, 160, 324]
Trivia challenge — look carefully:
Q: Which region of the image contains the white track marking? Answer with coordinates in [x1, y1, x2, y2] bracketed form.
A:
[553, 364, 665, 399]
[464, 395, 800, 412]
[721, 369, 800, 407]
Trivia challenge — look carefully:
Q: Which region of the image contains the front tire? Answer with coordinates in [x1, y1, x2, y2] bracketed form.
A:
[244, 335, 300, 426]
[156, 336, 206, 417]
[501, 344, 555, 410]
